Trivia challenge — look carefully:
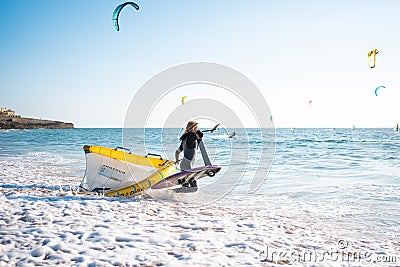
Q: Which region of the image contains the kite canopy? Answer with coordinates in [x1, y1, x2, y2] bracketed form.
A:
[374, 85, 385, 96]
[79, 146, 176, 196]
[181, 96, 188, 105]
[367, 49, 379, 68]
[113, 2, 140, 31]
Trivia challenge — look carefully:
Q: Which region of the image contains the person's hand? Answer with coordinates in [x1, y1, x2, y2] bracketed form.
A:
[196, 130, 204, 139]
[174, 159, 181, 168]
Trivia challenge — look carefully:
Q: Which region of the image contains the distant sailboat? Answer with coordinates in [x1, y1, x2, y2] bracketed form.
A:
[394, 122, 399, 132]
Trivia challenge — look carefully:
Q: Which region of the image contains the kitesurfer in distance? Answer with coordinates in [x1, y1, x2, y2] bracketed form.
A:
[175, 121, 204, 187]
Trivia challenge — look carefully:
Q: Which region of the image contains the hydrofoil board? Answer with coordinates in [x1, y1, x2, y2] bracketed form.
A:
[151, 165, 221, 190]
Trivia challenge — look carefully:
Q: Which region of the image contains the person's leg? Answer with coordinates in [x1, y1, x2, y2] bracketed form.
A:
[180, 158, 191, 170]
[180, 158, 192, 187]
[189, 178, 197, 187]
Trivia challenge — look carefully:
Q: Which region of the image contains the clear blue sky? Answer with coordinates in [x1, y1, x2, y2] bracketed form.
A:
[1, 0, 399, 128]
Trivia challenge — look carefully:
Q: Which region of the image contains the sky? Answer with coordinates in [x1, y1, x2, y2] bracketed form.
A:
[1, 0, 400, 128]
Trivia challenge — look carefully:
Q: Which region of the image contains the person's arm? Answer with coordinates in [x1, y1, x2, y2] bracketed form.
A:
[187, 130, 203, 141]
[195, 130, 203, 140]
[175, 142, 183, 161]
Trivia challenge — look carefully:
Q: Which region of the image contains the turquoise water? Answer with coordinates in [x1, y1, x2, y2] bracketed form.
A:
[0, 128, 399, 244]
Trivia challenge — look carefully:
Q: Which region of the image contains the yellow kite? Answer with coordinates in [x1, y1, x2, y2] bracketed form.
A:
[367, 49, 379, 68]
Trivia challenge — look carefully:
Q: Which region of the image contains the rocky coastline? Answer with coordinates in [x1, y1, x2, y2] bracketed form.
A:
[0, 115, 74, 129]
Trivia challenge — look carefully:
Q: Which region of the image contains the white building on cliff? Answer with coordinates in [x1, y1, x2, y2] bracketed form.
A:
[0, 108, 21, 118]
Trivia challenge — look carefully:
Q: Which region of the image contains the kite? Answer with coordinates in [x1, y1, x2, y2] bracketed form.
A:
[181, 96, 188, 105]
[113, 2, 140, 31]
[374, 85, 385, 96]
[367, 49, 379, 68]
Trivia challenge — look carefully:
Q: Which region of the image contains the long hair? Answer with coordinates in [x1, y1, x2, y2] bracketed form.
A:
[180, 120, 198, 140]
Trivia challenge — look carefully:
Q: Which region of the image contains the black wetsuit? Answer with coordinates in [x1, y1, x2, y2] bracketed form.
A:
[175, 130, 203, 187]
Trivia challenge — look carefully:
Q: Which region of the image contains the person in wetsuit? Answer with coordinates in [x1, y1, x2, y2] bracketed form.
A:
[175, 121, 203, 187]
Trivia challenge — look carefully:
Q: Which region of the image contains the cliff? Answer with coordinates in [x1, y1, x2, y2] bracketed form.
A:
[0, 115, 74, 129]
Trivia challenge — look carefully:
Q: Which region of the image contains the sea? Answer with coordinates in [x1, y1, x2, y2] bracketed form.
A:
[0, 128, 399, 266]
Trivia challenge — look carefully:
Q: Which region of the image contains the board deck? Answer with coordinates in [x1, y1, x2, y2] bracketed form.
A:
[151, 165, 221, 189]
